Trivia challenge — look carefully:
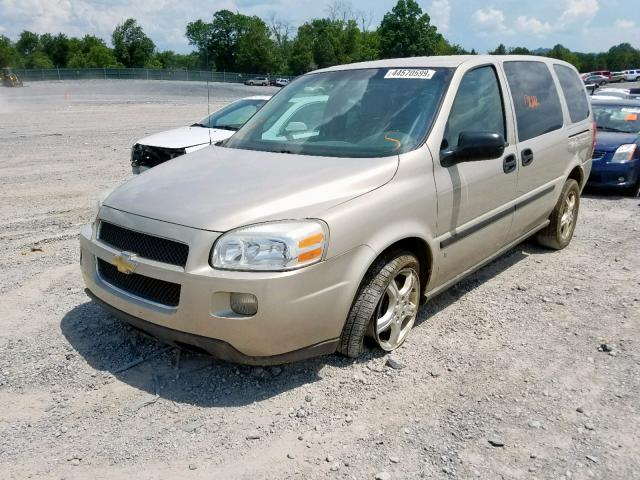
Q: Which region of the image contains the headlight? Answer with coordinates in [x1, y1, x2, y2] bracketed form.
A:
[611, 144, 637, 163]
[211, 220, 328, 271]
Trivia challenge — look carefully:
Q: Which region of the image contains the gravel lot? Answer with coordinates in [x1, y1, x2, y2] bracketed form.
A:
[0, 80, 638, 480]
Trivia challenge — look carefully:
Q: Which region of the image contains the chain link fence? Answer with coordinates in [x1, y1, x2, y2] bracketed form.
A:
[15, 68, 294, 84]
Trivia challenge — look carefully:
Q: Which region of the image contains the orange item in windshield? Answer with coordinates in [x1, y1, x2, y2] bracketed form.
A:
[625, 113, 638, 121]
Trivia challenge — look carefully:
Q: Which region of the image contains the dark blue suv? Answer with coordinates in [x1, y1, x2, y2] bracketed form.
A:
[589, 98, 640, 195]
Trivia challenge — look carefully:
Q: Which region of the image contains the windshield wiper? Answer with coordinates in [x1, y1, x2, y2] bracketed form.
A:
[214, 125, 239, 131]
[597, 126, 630, 133]
[191, 123, 209, 128]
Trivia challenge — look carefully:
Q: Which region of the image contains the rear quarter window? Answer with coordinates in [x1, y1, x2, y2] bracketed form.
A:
[504, 61, 564, 142]
[553, 64, 590, 123]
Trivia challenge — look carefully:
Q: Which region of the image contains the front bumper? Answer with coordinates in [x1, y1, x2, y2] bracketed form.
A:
[80, 207, 376, 364]
[587, 158, 640, 188]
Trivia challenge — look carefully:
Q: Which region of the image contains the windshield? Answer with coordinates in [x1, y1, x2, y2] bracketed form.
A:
[593, 103, 640, 133]
[224, 67, 454, 158]
[196, 98, 267, 130]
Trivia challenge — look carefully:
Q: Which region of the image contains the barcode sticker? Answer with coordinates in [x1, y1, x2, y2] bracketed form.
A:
[384, 69, 436, 79]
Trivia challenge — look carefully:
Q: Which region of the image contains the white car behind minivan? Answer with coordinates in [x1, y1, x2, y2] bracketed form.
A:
[131, 96, 270, 173]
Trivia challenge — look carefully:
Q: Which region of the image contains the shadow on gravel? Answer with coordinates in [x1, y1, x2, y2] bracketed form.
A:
[582, 186, 637, 200]
[416, 244, 534, 326]
[61, 301, 382, 408]
[61, 242, 542, 408]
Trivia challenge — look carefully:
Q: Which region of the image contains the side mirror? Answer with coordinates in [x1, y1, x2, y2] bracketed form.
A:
[285, 121, 308, 133]
[441, 131, 506, 167]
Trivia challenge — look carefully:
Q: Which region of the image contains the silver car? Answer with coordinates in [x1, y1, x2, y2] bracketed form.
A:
[80, 55, 593, 364]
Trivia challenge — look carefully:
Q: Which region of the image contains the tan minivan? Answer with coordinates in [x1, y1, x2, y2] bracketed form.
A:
[80, 55, 594, 364]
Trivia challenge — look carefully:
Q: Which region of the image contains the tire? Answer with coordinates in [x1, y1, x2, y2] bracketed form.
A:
[536, 179, 580, 250]
[338, 251, 421, 358]
[600, 81, 606, 86]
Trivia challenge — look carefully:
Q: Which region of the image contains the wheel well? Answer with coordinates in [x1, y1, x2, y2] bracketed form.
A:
[378, 237, 433, 302]
[568, 166, 584, 189]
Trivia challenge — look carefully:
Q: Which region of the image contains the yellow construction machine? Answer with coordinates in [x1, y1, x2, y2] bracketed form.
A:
[2, 68, 23, 87]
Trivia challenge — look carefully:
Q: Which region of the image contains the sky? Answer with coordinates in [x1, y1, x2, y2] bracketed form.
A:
[0, 0, 639, 55]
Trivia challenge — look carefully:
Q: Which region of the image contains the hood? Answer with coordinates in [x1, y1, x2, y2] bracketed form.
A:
[104, 146, 399, 231]
[137, 126, 234, 149]
[595, 131, 640, 151]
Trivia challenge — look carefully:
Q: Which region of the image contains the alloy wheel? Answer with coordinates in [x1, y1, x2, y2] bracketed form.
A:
[559, 190, 578, 240]
[373, 268, 420, 351]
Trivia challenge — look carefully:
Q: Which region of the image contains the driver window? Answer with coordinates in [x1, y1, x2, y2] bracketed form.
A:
[443, 66, 505, 149]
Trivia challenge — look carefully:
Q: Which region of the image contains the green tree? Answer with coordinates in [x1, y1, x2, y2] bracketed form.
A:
[27, 51, 54, 69]
[186, 11, 276, 72]
[378, 0, 443, 58]
[186, 19, 214, 69]
[0, 35, 21, 67]
[547, 44, 580, 69]
[16, 31, 40, 56]
[40, 33, 71, 66]
[67, 51, 87, 68]
[86, 45, 119, 67]
[606, 43, 640, 70]
[509, 46, 531, 55]
[236, 17, 275, 72]
[288, 17, 376, 74]
[112, 18, 155, 67]
[490, 44, 507, 55]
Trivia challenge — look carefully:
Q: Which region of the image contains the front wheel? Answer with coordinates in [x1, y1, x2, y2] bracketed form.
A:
[338, 252, 421, 358]
[536, 179, 580, 250]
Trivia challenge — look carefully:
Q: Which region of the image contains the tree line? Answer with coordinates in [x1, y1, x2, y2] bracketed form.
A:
[1, 0, 639, 75]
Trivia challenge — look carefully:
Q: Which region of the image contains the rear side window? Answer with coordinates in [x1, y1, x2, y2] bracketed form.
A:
[504, 61, 564, 141]
[553, 65, 590, 123]
[444, 65, 506, 149]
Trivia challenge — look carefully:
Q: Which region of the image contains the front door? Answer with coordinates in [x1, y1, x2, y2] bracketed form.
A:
[433, 64, 519, 287]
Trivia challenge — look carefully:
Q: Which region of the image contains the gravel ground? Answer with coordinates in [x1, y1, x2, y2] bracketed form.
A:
[0, 80, 638, 480]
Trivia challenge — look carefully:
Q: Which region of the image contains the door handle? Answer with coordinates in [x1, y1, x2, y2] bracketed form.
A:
[503, 154, 517, 174]
[521, 149, 534, 166]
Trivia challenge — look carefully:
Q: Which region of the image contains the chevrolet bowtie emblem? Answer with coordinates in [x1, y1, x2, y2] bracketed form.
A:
[112, 252, 138, 275]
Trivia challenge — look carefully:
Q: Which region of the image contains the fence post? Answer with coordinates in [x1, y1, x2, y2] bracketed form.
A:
[57, 66, 61, 81]
[104, 68, 106, 80]
[146, 69, 149, 80]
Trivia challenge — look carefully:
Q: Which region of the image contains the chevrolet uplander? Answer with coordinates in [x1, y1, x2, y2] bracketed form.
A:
[80, 56, 594, 364]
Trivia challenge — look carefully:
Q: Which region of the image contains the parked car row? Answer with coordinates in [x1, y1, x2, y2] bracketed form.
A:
[581, 69, 640, 83]
[243, 76, 290, 87]
[87, 55, 597, 365]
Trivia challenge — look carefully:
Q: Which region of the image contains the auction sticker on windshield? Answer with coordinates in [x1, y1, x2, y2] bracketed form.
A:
[384, 69, 436, 79]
